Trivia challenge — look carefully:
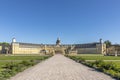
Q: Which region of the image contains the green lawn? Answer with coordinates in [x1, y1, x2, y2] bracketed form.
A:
[67, 54, 120, 79]
[0, 55, 49, 60]
[68, 54, 120, 68]
[73, 54, 120, 60]
[0, 61, 19, 71]
[112, 61, 120, 68]
[73, 55, 120, 67]
[0, 55, 51, 80]
[0, 55, 50, 71]
[75, 54, 103, 56]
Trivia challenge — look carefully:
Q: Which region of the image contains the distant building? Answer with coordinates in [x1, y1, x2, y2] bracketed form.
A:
[11, 38, 106, 55]
[0, 45, 2, 53]
[106, 44, 120, 56]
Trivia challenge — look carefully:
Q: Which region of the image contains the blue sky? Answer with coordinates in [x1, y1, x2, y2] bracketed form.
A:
[0, 0, 120, 44]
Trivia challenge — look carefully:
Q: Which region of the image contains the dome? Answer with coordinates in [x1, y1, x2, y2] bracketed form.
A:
[12, 38, 16, 42]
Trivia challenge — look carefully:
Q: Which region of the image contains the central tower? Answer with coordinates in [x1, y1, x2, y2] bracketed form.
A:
[56, 37, 61, 46]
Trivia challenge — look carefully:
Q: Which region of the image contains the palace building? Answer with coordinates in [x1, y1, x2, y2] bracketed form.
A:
[11, 38, 106, 55]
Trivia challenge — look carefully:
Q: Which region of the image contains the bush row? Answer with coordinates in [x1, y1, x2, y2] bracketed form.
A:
[0, 56, 50, 80]
[66, 55, 120, 80]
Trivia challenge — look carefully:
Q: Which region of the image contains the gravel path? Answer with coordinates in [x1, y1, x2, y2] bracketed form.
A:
[9, 54, 115, 80]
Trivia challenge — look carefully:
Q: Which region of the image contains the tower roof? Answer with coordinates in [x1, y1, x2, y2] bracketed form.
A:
[12, 38, 16, 42]
[56, 37, 61, 45]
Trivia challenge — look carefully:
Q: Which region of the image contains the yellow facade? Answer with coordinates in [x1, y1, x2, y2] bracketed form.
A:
[0, 46, 2, 53]
[11, 42, 106, 55]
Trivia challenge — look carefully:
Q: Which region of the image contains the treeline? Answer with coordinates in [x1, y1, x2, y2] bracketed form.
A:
[0, 42, 10, 47]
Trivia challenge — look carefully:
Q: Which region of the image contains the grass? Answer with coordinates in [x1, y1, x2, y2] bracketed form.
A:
[71, 54, 120, 60]
[79, 56, 120, 60]
[75, 54, 103, 56]
[66, 54, 120, 79]
[112, 62, 120, 68]
[0, 55, 49, 60]
[0, 62, 10, 71]
[0, 54, 51, 80]
[68, 54, 120, 67]
[0, 55, 50, 69]
[0, 55, 51, 70]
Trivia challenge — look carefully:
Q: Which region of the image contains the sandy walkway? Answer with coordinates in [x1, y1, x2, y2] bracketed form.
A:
[9, 54, 115, 80]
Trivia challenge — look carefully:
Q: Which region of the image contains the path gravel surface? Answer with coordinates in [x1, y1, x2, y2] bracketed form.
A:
[9, 54, 115, 80]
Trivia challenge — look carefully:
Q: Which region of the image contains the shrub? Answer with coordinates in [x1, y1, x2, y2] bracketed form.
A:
[67, 56, 120, 79]
[0, 57, 50, 80]
[84, 62, 94, 67]
[101, 62, 114, 70]
[1, 69, 11, 78]
[3, 62, 16, 70]
[68, 56, 85, 63]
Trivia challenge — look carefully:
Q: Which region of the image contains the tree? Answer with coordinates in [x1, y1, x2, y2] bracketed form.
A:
[0, 42, 10, 54]
[104, 40, 112, 48]
[1, 42, 9, 47]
